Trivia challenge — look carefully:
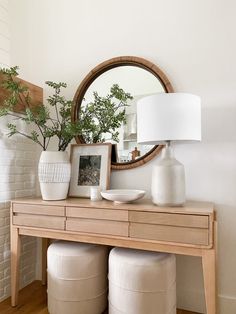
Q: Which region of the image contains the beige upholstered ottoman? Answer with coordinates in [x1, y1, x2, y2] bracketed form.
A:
[47, 241, 108, 314]
[109, 248, 176, 314]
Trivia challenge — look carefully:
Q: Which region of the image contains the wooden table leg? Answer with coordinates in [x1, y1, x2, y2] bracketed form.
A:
[202, 248, 216, 314]
[42, 238, 49, 285]
[10, 226, 21, 307]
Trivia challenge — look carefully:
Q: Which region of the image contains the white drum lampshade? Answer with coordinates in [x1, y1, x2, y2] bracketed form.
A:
[137, 93, 201, 206]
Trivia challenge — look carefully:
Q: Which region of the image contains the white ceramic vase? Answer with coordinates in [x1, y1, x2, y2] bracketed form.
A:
[38, 151, 71, 201]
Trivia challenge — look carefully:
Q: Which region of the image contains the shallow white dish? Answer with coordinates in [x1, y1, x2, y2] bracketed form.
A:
[101, 189, 146, 204]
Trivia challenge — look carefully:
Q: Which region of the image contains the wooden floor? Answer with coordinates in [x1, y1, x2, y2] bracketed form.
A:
[0, 281, 200, 314]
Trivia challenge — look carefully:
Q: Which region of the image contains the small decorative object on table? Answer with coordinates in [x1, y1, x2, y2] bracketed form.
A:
[0, 67, 82, 200]
[90, 186, 102, 201]
[101, 189, 146, 204]
[69, 144, 112, 198]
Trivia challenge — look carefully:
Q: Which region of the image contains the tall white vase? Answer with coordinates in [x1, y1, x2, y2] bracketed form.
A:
[38, 151, 71, 201]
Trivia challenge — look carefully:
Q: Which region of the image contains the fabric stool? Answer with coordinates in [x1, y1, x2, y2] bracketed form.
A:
[108, 247, 176, 314]
[47, 241, 108, 314]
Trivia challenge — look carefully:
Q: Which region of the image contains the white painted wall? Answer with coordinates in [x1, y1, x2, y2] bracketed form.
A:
[0, 0, 37, 301]
[9, 0, 236, 312]
[0, 0, 9, 68]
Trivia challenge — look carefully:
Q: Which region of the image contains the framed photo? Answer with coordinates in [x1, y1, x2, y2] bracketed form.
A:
[69, 143, 112, 197]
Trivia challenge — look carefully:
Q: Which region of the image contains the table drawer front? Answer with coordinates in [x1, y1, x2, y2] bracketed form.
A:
[129, 211, 209, 228]
[130, 223, 209, 246]
[13, 203, 65, 216]
[66, 207, 128, 221]
[13, 214, 65, 230]
[66, 218, 129, 237]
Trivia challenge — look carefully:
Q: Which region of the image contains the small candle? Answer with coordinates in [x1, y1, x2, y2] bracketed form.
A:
[90, 186, 102, 201]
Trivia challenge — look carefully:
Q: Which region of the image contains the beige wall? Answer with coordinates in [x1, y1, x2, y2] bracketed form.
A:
[9, 0, 236, 312]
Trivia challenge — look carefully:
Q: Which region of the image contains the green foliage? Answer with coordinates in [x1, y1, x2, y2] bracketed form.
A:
[80, 84, 133, 143]
[0, 66, 81, 151]
[0, 67, 133, 150]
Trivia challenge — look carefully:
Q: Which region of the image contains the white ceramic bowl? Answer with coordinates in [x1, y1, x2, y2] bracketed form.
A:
[101, 189, 146, 204]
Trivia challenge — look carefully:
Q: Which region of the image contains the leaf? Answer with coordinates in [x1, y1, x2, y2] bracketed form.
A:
[7, 123, 17, 137]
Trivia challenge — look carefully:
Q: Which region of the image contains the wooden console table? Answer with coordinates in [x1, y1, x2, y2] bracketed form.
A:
[10, 198, 217, 313]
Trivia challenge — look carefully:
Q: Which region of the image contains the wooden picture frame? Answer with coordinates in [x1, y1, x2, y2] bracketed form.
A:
[69, 143, 112, 197]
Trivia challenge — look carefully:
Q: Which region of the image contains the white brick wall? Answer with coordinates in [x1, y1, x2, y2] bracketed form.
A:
[0, 0, 38, 302]
[0, 138, 38, 302]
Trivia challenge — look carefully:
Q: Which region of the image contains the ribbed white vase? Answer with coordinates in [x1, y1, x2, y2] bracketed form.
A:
[38, 151, 71, 201]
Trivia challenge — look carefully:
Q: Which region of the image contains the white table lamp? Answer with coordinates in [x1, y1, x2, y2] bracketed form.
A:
[137, 93, 201, 206]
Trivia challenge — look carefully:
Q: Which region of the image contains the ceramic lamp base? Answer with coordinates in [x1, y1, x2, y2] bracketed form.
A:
[151, 146, 185, 206]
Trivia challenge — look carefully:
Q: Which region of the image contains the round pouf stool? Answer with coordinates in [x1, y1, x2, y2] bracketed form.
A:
[47, 241, 108, 314]
[109, 248, 176, 314]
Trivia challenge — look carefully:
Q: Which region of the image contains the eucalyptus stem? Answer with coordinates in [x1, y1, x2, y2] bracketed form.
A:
[13, 130, 45, 149]
[7, 112, 22, 119]
[45, 137, 51, 150]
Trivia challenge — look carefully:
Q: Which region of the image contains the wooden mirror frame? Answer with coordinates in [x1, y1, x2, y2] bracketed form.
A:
[72, 56, 174, 170]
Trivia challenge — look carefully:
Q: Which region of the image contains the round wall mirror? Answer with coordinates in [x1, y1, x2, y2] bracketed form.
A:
[72, 56, 173, 170]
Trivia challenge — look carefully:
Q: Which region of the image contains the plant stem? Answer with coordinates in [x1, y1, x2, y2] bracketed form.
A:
[13, 131, 45, 149]
[45, 137, 51, 150]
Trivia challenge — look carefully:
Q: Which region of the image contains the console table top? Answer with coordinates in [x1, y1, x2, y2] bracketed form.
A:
[12, 197, 214, 215]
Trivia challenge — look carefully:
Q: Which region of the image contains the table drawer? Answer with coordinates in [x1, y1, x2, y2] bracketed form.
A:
[129, 211, 209, 228]
[66, 218, 129, 237]
[12, 203, 65, 216]
[66, 207, 128, 221]
[130, 223, 209, 246]
[13, 214, 65, 230]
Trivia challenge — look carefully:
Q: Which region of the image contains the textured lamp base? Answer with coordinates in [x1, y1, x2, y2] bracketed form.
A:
[151, 146, 185, 206]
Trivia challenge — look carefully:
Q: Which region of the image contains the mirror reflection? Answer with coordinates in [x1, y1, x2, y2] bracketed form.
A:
[78, 66, 165, 163]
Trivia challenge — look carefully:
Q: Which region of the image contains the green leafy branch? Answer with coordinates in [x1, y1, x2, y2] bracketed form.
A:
[0, 67, 81, 151]
[80, 84, 133, 143]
